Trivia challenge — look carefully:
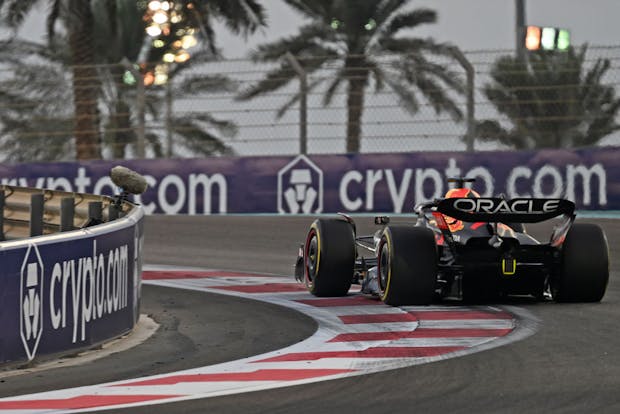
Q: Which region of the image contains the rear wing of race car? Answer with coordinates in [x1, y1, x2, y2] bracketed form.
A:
[436, 198, 575, 223]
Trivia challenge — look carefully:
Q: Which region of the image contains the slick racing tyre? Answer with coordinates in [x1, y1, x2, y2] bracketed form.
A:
[554, 223, 609, 302]
[304, 218, 355, 297]
[377, 226, 437, 306]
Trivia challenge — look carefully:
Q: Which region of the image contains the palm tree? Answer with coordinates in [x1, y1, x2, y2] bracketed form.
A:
[237, 0, 465, 153]
[142, 0, 266, 61]
[94, 0, 265, 158]
[0, 39, 75, 161]
[0, 0, 103, 159]
[0, 37, 238, 160]
[158, 59, 239, 157]
[477, 46, 620, 149]
[0, 0, 267, 160]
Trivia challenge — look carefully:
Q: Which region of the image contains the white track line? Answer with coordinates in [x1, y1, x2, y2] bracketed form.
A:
[0, 267, 539, 413]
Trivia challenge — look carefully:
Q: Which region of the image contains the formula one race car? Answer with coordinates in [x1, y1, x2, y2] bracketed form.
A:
[294, 178, 609, 305]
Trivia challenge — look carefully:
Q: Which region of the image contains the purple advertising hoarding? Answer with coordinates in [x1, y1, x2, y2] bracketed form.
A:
[0, 147, 617, 214]
[0, 213, 144, 365]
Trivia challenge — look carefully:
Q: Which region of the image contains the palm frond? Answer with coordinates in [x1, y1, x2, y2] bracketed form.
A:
[381, 9, 436, 38]
[374, 0, 408, 24]
[236, 64, 297, 100]
[198, 0, 266, 37]
[250, 23, 336, 61]
[171, 117, 234, 156]
[383, 77, 420, 114]
[323, 68, 347, 106]
[276, 78, 324, 118]
[175, 74, 238, 95]
[187, 112, 238, 138]
[283, 0, 334, 20]
[1, 0, 37, 29]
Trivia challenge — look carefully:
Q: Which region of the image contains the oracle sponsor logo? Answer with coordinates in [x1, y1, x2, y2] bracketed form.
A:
[452, 198, 561, 214]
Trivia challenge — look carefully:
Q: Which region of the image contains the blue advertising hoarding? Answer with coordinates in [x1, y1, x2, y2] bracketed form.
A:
[0, 147, 616, 215]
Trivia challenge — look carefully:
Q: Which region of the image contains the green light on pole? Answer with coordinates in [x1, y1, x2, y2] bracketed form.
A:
[557, 29, 570, 50]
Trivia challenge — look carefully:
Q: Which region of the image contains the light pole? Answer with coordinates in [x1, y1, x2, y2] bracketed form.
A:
[516, 0, 526, 59]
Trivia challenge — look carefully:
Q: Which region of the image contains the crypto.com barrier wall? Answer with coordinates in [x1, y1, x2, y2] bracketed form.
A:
[0, 147, 617, 215]
[0, 203, 145, 366]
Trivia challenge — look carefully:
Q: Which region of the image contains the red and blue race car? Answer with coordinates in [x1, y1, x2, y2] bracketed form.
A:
[294, 178, 609, 305]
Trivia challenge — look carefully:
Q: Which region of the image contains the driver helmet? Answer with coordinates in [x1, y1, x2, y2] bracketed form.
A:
[444, 188, 480, 199]
[442, 187, 480, 232]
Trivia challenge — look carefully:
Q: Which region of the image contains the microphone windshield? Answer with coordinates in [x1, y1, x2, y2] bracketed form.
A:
[110, 166, 148, 195]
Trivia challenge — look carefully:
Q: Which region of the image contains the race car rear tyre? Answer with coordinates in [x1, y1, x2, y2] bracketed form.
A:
[554, 223, 609, 303]
[304, 219, 355, 297]
[377, 226, 437, 306]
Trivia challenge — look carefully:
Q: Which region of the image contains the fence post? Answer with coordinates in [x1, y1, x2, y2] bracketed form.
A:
[122, 59, 146, 159]
[30, 193, 44, 237]
[285, 52, 308, 155]
[88, 201, 103, 224]
[166, 79, 173, 157]
[450, 47, 476, 152]
[109, 203, 120, 220]
[60, 197, 75, 232]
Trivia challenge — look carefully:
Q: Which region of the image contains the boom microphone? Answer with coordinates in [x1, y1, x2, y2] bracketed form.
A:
[110, 166, 148, 195]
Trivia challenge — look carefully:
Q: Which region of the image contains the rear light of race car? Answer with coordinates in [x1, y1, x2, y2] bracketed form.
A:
[432, 211, 450, 231]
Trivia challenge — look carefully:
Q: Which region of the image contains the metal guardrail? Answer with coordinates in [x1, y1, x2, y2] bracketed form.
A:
[0, 185, 132, 241]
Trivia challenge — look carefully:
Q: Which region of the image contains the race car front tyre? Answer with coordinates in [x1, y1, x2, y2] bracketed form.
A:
[554, 223, 609, 303]
[304, 218, 355, 297]
[377, 226, 437, 306]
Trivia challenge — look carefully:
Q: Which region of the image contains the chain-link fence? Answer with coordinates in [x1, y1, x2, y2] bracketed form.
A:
[1, 45, 619, 160]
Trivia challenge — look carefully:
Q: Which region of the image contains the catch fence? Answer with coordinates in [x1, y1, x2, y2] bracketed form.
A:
[0, 45, 619, 159]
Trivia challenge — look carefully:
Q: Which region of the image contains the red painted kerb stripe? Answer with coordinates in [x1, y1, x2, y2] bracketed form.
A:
[255, 346, 466, 362]
[339, 313, 419, 324]
[142, 270, 265, 280]
[116, 369, 354, 386]
[210, 283, 307, 293]
[0, 394, 180, 410]
[329, 328, 514, 342]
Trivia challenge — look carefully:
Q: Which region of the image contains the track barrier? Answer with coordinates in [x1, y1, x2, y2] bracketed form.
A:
[0, 185, 145, 366]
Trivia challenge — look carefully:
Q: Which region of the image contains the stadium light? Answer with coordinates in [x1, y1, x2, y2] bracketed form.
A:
[557, 29, 570, 51]
[141, 1, 201, 86]
[524, 25, 570, 51]
[541, 27, 556, 50]
[525, 26, 541, 51]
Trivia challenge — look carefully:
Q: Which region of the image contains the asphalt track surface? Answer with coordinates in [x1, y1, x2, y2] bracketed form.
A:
[2, 215, 620, 413]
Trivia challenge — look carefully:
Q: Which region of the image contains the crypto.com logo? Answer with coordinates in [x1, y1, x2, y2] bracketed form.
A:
[20, 244, 44, 361]
[277, 155, 323, 214]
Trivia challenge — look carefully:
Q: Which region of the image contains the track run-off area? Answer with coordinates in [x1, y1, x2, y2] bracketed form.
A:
[0, 215, 619, 413]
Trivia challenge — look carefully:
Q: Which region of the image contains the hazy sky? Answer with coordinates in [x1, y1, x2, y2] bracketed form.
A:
[13, 1, 620, 56]
[214, 0, 620, 57]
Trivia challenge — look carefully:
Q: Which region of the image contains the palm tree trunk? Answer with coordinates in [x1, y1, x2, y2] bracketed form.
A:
[345, 56, 368, 153]
[69, 1, 101, 160]
[112, 99, 132, 159]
